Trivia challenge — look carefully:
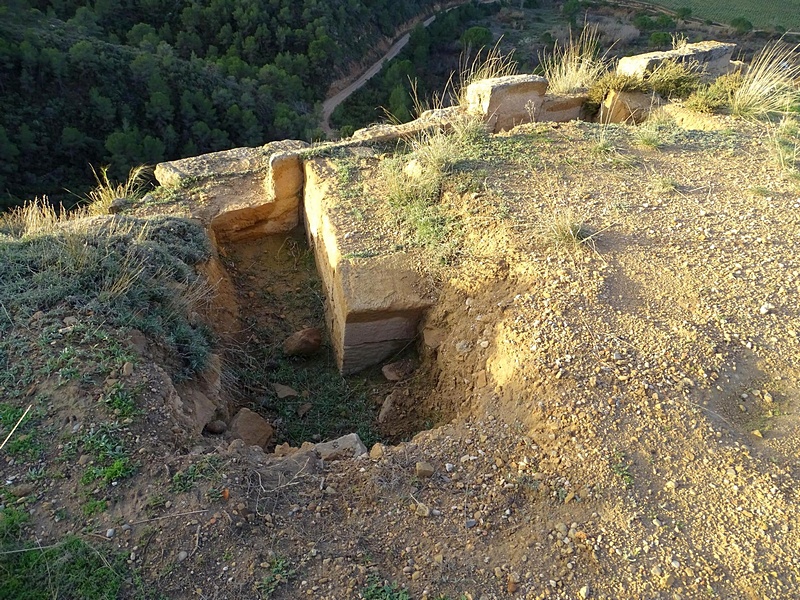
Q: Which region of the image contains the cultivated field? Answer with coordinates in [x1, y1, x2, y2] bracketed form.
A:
[647, 0, 800, 30]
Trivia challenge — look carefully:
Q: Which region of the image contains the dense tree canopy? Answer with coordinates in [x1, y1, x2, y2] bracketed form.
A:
[0, 0, 441, 207]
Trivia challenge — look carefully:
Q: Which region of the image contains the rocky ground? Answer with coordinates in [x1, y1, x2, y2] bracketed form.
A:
[2, 112, 799, 599]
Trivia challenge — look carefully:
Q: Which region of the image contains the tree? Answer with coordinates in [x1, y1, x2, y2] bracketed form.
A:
[461, 26, 492, 51]
[676, 7, 692, 20]
[649, 32, 672, 48]
[730, 17, 753, 34]
[387, 84, 411, 122]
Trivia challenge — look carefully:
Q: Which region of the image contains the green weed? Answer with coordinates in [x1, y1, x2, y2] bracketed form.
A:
[171, 456, 221, 493]
[611, 453, 635, 488]
[0, 535, 129, 600]
[363, 577, 411, 600]
[81, 499, 107, 516]
[103, 382, 138, 417]
[256, 556, 296, 599]
[81, 457, 135, 485]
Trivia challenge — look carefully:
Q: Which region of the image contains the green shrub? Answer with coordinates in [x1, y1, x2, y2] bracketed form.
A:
[645, 59, 702, 99]
[731, 17, 754, 34]
[585, 72, 648, 114]
[685, 72, 744, 113]
[649, 32, 672, 48]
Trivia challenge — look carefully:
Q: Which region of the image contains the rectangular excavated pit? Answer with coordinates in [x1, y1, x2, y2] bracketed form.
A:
[155, 142, 433, 375]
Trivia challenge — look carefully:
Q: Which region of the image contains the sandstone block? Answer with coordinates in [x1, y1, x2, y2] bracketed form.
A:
[466, 74, 548, 132]
[154, 140, 308, 242]
[266, 151, 305, 205]
[539, 94, 588, 122]
[230, 407, 273, 449]
[304, 157, 434, 374]
[617, 41, 736, 79]
[314, 433, 367, 461]
[600, 90, 662, 124]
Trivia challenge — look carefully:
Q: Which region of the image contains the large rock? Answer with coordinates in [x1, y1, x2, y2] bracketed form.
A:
[351, 106, 466, 144]
[617, 41, 736, 80]
[153, 140, 309, 242]
[600, 90, 663, 124]
[230, 407, 274, 449]
[314, 433, 367, 461]
[465, 74, 549, 132]
[539, 94, 588, 122]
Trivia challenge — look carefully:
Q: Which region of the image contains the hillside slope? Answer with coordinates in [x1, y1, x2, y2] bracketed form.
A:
[1, 111, 800, 599]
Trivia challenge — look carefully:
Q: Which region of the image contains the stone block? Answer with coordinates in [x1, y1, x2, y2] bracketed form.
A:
[466, 74, 549, 132]
[617, 41, 736, 80]
[304, 156, 434, 374]
[539, 94, 588, 122]
[266, 150, 305, 205]
[230, 407, 273, 449]
[153, 140, 308, 242]
[600, 90, 663, 124]
[314, 433, 367, 460]
[351, 106, 466, 144]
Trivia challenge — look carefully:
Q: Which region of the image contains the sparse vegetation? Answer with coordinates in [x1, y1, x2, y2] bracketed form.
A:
[0, 530, 130, 600]
[83, 164, 152, 215]
[363, 577, 412, 600]
[256, 556, 296, 599]
[729, 42, 800, 119]
[0, 199, 214, 379]
[542, 207, 596, 250]
[379, 114, 486, 262]
[540, 26, 609, 95]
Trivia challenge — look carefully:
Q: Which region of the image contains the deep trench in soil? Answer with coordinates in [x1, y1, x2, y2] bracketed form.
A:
[219, 228, 430, 448]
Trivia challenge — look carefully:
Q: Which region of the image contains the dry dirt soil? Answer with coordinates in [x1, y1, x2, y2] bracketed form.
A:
[3, 113, 800, 600]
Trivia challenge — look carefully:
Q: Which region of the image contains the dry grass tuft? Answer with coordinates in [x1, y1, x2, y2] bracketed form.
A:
[85, 164, 152, 215]
[540, 26, 610, 95]
[729, 41, 800, 119]
[455, 41, 518, 107]
[541, 207, 596, 251]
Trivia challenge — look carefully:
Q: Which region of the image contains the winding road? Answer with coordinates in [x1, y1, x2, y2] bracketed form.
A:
[320, 15, 438, 137]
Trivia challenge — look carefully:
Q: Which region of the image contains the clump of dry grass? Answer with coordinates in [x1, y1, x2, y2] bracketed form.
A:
[541, 207, 596, 251]
[540, 26, 610, 95]
[85, 164, 151, 215]
[769, 115, 800, 173]
[729, 41, 800, 118]
[455, 41, 518, 107]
